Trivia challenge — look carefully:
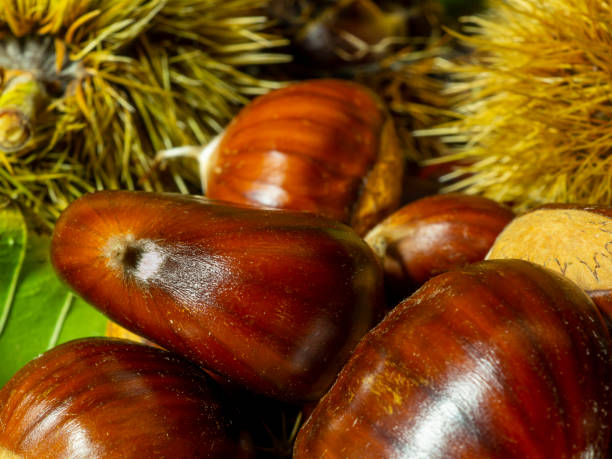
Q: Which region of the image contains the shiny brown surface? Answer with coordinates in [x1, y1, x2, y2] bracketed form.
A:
[0, 338, 252, 458]
[205, 79, 403, 236]
[50, 190, 385, 402]
[588, 290, 612, 328]
[294, 259, 612, 458]
[365, 193, 514, 301]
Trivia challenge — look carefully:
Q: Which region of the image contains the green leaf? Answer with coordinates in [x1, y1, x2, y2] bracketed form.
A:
[0, 199, 27, 335]
[0, 204, 107, 387]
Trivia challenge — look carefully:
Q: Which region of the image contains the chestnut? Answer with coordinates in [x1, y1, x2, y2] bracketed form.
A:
[50, 190, 385, 402]
[200, 78, 404, 236]
[364, 193, 514, 302]
[0, 338, 252, 458]
[486, 203, 612, 322]
[293, 0, 408, 69]
[294, 259, 612, 458]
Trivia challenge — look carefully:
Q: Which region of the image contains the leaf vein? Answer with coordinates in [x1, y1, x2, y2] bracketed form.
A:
[47, 293, 75, 349]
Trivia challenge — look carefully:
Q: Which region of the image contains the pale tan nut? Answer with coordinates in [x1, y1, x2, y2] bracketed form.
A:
[486, 204, 612, 321]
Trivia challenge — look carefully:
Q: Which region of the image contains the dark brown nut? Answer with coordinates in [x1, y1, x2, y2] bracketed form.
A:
[0, 338, 252, 458]
[364, 193, 514, 302]
[294, 259, 612, 458]
[50, 190, 385, 402]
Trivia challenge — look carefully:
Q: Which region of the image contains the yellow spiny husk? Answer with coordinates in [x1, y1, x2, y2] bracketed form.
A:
[429, 0, 612, 210]
[0, 0, 289, 229]
[335, 0, 454, 163]
[358, 37, 453, 163]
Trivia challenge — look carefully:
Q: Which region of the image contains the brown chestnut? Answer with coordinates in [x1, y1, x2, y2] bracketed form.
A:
[50, 190, 385, 402]
[294, 259, 612, 458]
[293, 0, 408, 68]
[201, 78, 404, 236]
[0, 338, 252, 458]
[364, 193, 514, 302]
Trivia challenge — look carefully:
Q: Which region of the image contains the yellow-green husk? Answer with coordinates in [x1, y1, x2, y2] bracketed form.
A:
[430, 0, 612, 210]
[0, 0, 289, 229]
[348, 0, 453, 163]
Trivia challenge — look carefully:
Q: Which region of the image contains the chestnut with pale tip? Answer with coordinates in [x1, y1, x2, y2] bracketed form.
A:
[50, 190, 385, 403]
[196, 78, 404, 236]
[364, 193, 514, 302]
[294, 259, 612, 458]
[0, 338, 253, 459]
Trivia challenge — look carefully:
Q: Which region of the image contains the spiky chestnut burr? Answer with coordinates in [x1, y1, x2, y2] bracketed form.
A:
[428, 0, 612, 210]
[0, 1, 289, 229]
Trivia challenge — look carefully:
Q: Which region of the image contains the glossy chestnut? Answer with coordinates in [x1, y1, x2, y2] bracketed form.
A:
[202, 78, 404, 236]
[364, 193, 514, 302]
[50, 190, 385, 402]
[294, 259, 612, 458]
[0, 338, 252, 458]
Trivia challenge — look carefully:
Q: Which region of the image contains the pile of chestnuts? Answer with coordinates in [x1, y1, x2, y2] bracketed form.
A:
[1, 79, 611, 458]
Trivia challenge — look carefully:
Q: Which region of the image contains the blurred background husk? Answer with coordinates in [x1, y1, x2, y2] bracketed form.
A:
[425, 0, 612, 211]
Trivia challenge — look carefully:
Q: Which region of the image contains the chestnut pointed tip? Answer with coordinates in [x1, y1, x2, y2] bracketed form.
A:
[51, 191, 385, 403]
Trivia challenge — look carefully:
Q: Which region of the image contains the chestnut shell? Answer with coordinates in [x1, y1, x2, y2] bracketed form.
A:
[204, 79, 404, 236]
[365, 193, 515, 302]
[294, 259, 612, 458]
[50, 190, 385, 402]
[0, 338, 251, 458]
